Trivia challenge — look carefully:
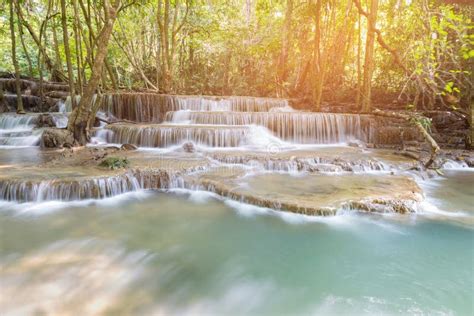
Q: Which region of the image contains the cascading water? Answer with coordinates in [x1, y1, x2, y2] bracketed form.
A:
[0, 114, 41, 147]
[172, 96, 288, 112]
[50, 113, 69, 128]
[100, 94, 289, 123]
[0, 170, 187, 202]
[165, 111, 369, 144]
[0, 114, 37, 130]
[105, 124, 250, 147]
[0, 112, 71, 146]
[0, 92, 464, 207]
[62, 95, 82, 113]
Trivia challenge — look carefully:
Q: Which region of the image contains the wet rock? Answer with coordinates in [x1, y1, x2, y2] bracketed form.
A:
[307, 164, 343, 173]
[93, 117, 102, 127]
[347, 199, 418, 214]
[464, 157, 474, 167]
[425, 111, 467, 129]
[0, 97, 8, 113]
[45, 91, 70, 99]
[41, 128, 75, 148]
[121, 143, 138, 151]
[48, 103, 60, 112]
[36, 114, 56, 128]
[348, 140, 366, 148]
[182, 142, 196, 153]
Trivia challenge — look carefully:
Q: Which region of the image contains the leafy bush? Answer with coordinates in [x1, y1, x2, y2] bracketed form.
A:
[99, 157, 130, 170]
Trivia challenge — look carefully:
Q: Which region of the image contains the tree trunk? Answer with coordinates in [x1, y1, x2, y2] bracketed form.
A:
[157, 0, 189, 93]
[356, 12, 362, 109]
[277, 0, 293, 97]
[9, 0, 25, 114]
[18, 21, 33, 78]
[52, 17, 63, 82]
[67, 0, 121, 145]
[72, 0, 84, 95]
[60, 0, 77, 109]
[312, 0, 323, 111]
[469, 99, 473, 149]
[156, 2, 161, 91]
[361, 0, 378, 113]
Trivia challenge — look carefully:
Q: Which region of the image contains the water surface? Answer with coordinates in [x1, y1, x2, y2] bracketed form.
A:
[1, 189, 472, 315]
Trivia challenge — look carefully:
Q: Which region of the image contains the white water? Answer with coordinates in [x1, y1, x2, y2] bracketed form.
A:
[0, 114, 41, 147]
[165, 111, 368, 144]
[51, 113, 69, 128]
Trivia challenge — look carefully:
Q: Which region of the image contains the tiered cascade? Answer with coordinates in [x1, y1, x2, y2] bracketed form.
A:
[100, 93, 289, 123]
[0, 93, 436, 215]
[99, 93, 374, 147]
[165, 111, 370, 143]
[104, 124, 250, 147]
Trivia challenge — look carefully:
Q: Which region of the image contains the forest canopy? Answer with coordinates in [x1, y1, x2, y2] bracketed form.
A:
[0, 0, 473, 112]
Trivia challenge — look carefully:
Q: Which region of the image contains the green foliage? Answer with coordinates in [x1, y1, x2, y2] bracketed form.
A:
[410, 117, 432, 133]
[0, 0, 472, 110]
[99, 157, 130, 170]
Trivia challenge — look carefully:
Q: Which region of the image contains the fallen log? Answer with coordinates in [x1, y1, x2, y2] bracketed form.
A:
[373, 109, 440, 168]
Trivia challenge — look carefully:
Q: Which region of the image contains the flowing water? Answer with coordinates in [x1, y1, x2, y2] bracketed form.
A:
[0, 189, 472, 315]
[165, 111, 370, 143]
[0, 94, 473, 315]
[0, 114, 42, 147]
[0, 113, 68, 147]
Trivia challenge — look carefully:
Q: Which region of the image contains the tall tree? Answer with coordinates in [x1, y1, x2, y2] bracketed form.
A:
[361, 0, 378, 112]
[9, 0, 25, 114]
[67, 0, 121, 145]
[276, 0, 293, 97]
[60, 0, 77, 109]
[312, 0, 323, 111]
[157, 0, 190, 92]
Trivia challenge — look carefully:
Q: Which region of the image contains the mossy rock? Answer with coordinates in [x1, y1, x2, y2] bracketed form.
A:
[99, 157, 130, 170]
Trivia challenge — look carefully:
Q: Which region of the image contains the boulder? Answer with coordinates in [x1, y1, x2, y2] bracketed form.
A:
[182, 142, 196, 153]
[121, 143, 138, 151]
[348, 140, 366, 148]
[36, 114, 56, 128]
[41, 128, 75, 148]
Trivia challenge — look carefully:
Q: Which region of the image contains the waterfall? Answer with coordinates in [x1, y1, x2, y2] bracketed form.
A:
[166, 111, 369, 144]
[0, 114, 40, 147]
[0, 170, 188, 202]
[100, 94, 289, 123]
[0, 114, 37, 130]
[105, 124, 250, 147]
[101, 93, 171, 122]
[172, 96, 288, 112]
[62, 95, 82, 113]
[0, 113, 71, 147]
[50, 113, 69, 128]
